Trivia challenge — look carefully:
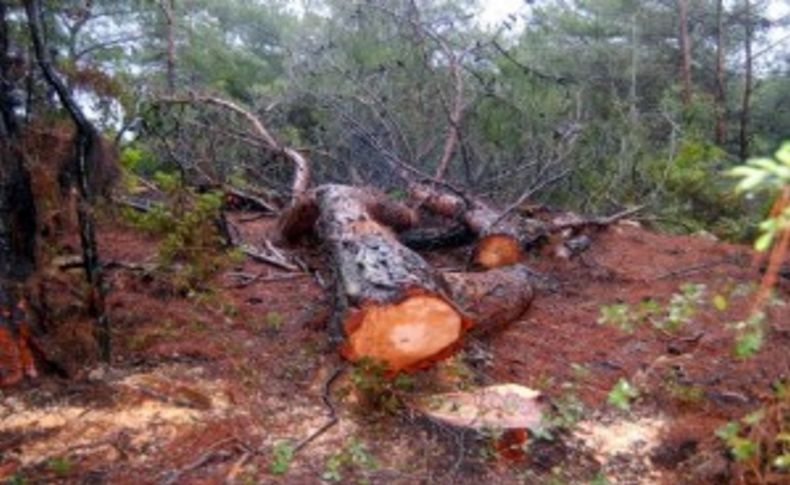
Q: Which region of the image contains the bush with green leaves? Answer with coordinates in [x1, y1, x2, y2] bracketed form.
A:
[730, 141, 790, 251]
[123, 171, 230, 291]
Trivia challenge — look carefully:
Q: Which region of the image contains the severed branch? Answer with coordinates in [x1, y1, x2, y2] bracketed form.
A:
[157, 94, 311, 203]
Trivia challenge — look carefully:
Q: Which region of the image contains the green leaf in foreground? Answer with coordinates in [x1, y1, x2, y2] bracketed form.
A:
[607, 378, 639, 411]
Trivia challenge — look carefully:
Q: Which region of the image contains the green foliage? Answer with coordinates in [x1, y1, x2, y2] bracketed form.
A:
[598, 283, 706, 334]
[607, 378, 639, 411]
[265, 311, 284, 332]
[349, 358, 414, 414]
[321, 438, 378, 483]
[730, 142, 790, 251]
[269, 440, 294, 475]
[716, 421, 758, 461]
[123, 171, 227, 291]
[47, 456, 72, 477]
[729, 311, 766, 359]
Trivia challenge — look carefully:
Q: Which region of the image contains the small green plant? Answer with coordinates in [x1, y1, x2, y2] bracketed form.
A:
[265, 311, 284, 331]
[608, 378, 639, 411]
[269, 440, 294, 475]
[714, 380, 789, 481]
[598, 285, 705, 334]
[349, 357, 414, 413]
[47, 456, 72, 477]
[730, 311, 766, 359]
[321, 438, 378, 483]
[653, 283, 706, 332]
[8, 473, 27, 485]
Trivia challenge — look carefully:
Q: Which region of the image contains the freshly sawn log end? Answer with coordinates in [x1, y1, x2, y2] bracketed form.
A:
[341, 291, 470, 373]
[473, 234, 523, 269]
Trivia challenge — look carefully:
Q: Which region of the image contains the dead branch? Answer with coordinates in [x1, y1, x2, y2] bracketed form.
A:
[292, 362, 347, 455]
[158, 94, 311, 202]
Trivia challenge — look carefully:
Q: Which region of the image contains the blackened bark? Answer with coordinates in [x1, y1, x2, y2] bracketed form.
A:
[24, 0, 110, 361]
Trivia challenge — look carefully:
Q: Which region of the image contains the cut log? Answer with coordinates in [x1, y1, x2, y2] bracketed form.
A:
[443, 264, 535, 335]
[279, 186, 418, 245]
[314, 184, 467, 372]
[410, 184, 543, 269]
[414, 384, 545, 461]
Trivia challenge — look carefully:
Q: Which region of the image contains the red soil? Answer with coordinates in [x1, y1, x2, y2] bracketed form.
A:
[1, 214, 788, 484]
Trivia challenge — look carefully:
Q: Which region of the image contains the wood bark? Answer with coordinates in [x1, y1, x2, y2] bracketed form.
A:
[410, 183, 538, 268]
[678, 0, 693, 107]
[443, 264, 534, 335]
[24, 0, 110, 361]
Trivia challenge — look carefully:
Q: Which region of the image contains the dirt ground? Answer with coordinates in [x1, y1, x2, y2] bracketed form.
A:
[1, 213, 788, 484]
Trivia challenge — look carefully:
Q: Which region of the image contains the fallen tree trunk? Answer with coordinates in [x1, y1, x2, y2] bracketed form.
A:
[288, 184, 535, 372]
[315, 185, 467, 372]
[410, 184, 543, 269]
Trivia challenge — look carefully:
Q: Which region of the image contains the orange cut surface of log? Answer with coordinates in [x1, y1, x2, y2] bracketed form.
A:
[474, 234, 522, 269]
[343, 295, 464, 372]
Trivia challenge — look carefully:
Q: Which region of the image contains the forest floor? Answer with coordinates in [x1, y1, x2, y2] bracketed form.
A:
[1, 212, 789, 484]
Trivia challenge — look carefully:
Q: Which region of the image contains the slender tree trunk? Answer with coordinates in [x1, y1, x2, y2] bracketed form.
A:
[714, 0, 727, 144]
[677, 0, 693, 107]
[162, 0, 176, 94]
[0, 0, 17, 135]
[739, 0, 753, 160]
[24, 0, 110, 361]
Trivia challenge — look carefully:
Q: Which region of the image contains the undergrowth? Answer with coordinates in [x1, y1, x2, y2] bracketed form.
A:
[122, 171, 236, 291]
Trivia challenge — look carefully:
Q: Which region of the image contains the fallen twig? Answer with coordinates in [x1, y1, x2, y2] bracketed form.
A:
[292, 362, 347, 455]
[647, 257, 736, 282]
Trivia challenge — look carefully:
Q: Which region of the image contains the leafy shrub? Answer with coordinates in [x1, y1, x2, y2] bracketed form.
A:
[123, 171, 228, 291]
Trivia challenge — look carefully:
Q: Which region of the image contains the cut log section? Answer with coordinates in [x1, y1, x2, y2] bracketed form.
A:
[410, 184, 544, 269]
[279, 187, 418, 245]
[314, 184, 468, 372]
[414, 384, 544, 461]
[443, 264, 535, 335]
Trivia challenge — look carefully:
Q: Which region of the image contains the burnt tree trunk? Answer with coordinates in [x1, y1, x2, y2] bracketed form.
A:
[0, 1, 38, 386]
[25, 0, 110, 360]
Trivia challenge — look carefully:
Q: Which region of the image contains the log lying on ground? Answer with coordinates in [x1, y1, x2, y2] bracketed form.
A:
[313, 185, 467, 372]
[279, 186, 418, 244]
[410, 184, 544, 269]
[281, 184, 536, 372]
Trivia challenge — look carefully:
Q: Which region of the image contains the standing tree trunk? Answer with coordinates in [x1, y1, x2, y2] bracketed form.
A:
[677, 0, 693, 107]
[714, 0, 727, 144]
[0, 0, 39, 385]
[24, 0, 110, 361]
[739, 0, 753, 160]
[160, 0, 176, 94]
